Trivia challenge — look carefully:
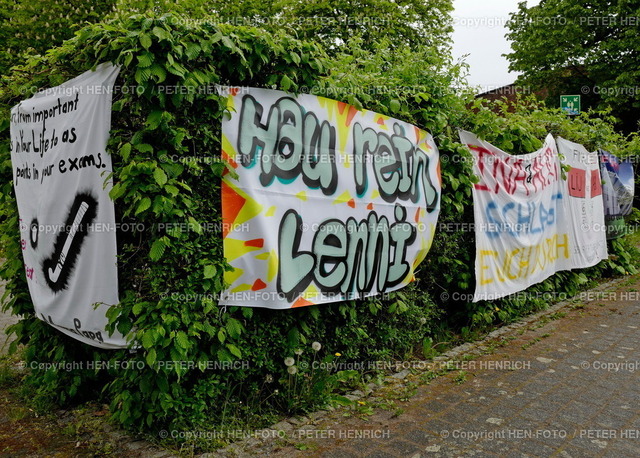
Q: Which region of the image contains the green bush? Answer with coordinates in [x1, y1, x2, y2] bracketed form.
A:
[0, 13, 637, 445]
[0, 15, 443, 435]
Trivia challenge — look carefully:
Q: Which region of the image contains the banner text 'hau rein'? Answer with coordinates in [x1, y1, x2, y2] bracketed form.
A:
[221, 89, 441, 309]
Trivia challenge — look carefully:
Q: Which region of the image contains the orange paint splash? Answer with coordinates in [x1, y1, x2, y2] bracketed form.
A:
[221, 182, 246, 238]
[251, 279, 267, 291]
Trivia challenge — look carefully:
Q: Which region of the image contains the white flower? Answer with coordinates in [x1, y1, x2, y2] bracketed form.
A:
[294, 349, 303, 356]
[284, 357, 295, 367]
[265, 374, 274, 383]
[312, 342, 322, 352]
[287, 366, 298, 375]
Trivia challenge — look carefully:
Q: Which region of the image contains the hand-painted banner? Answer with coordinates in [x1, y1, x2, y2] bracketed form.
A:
[556, 137, 608, 266]
[599, 149, 634, 218]
[220, 87, 441, 309]
[10, 63, 127, 348]
[460, 131, 607, 302]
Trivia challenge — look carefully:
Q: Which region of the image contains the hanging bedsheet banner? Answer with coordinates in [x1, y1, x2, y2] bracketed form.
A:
[556, 137, 608, 266]
[219, 87, 441, 309]
[9, 63, 127, 349]
[460, 131, 608, 302]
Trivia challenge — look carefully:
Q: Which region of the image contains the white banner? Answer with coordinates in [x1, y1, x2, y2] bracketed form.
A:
[460, 131, 607, 302]
[556, 137, 608, 268]
[220, 88, 441, 309]
[10, 63, 127, 348]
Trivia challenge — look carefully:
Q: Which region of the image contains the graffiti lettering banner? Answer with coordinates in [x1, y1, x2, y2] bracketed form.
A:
[10, 63, 126, 348]
[556, 137, 608, 266]
[461, 131, 609, 302]
[220, 88, 441, 309]
[461, 131, 566, 302]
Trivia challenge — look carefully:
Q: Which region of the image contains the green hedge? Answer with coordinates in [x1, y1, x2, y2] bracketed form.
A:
[0, 14, 638, 442]
[0, 15, 442, 433]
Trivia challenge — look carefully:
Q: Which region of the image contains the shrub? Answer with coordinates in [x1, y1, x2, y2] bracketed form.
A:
[0, 15, 442, 434]
[0, 13, 637, 443]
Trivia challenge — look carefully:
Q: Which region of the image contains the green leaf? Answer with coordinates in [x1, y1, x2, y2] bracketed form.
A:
[185, 42, 201, 60]
[146, 111, 163, 130]
[142, 330, 155, 349]
[217, 348, 233, 362]
[329, 395, 354, 406]
[132, 303, 143, 315]
[226, 343, 242, 358]
[175, 331, 189, 349]
[137, 53, 153, 68]
[226, 318, 243, 339]
[135, 197, 151, 215]
[120, 143, 132, 161]
[221, 35, 235, 50]
[135, 143, 154, 154]
[152, 26, 171, 41]
[109, 183, 125, 200]
[149, 64, 167, 83]
[165, 185, 179, 197]
[204, 265, 217, 279]
[134, 67, 151, 84]
[146, 348, 157, 367]
[153, 168, 168, 186]
[139, 33, 152, 49]
[280, 74, 293, 92]
[150, 238, 167, 261]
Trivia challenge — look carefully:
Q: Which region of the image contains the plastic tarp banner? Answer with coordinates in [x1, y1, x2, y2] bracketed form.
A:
[460, 131, 608, 302]
[599, 149, 634, 218]
[220, 87, 441, 309]
[10, 63, 126, 348]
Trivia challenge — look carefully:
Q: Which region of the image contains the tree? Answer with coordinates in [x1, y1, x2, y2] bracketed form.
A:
[0, 0, 116, 75]
[1, 0, 454, 76]
[506, 0, 640, 133]
[113, 0, 453, 55]
[276, 0, 453, 54]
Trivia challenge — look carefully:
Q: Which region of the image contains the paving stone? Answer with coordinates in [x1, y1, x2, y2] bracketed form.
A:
[518, 401, 564, 423]
[554, 445, 595, 458]
[420, 419, 458, 438]
[603, 438, 640, 456]
[382, 440, 423, 456]
[363, 450, 397, 458]
[320, 449, 360, 458]
[403, 428, 439, 447]
[232, 274, 640, 457]
[512, 439, 557, 456]
[556, 401, 601, 425]
[476, 436, 512, 454]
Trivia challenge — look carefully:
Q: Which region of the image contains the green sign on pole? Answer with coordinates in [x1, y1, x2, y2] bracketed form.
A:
[560, 95, 581, 115]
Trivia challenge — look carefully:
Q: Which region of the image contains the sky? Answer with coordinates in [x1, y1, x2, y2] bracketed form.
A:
[452, 0, 541, 93]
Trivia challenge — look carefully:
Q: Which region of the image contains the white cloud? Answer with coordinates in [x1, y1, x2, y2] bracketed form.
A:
[452, 0, 541, 92]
